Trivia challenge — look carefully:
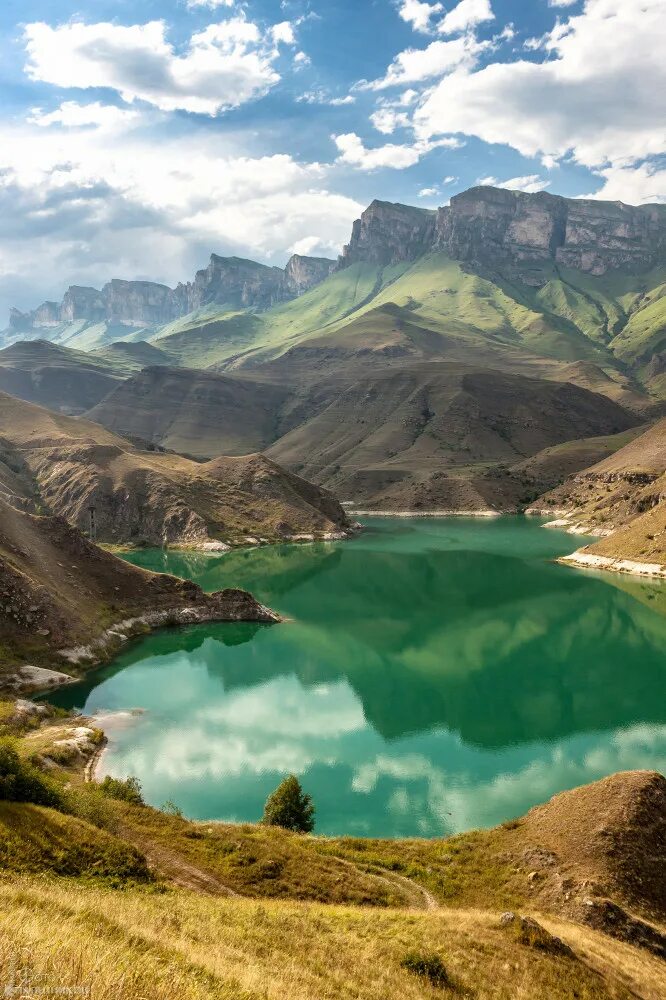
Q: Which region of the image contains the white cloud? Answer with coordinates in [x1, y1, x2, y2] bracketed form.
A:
[334, 131, 461, 170]
[418, 186, 439, 196]
[334, 132, 424, 170]
[28, 101, 138, 131]
[186, 0, 235, 7]
[0, 117, 362, 317]
[367, 34, 489, 89]
[582, 161, 666, 205]
[23, 16, 293, 115]
[271, 21, 296, 45]
[443, 174, 457, 183]
[477, 173, 550, 193]
[549, 0, 578, 6]
[329, 95, 356, 106]
[438, 0, 494, 35]
[370, 107, 411, 134]
[398, 0, 444, 33]
[294, 50, 311, 68]
[415, 0, 666, 194]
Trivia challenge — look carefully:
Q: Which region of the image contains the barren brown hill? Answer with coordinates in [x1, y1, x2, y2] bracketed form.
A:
[0, 340, 123, 414]
[266, 364, 639, 510]
[87, 365, 290, 457]
[0, 392, 351, 546]
[532, 419, 666, 573]
[0, 496, 276, 676]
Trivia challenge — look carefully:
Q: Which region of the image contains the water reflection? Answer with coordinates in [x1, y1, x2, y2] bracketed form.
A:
[51, 519, 666, 836]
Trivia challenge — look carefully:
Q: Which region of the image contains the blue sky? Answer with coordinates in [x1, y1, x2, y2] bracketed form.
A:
[0, 0, 663, 317]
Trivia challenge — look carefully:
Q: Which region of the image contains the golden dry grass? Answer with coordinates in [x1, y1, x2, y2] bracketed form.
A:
[0, 875, 652, 1000]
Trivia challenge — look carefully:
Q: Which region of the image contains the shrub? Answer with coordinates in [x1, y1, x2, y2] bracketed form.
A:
[161, 799, 184, 818]
[401, 952, 451, 988]
[0, 737, 62, 808]
[401, 952, 450, 987]
[262, 775, 315, 833]
[99, 775, 144, 806]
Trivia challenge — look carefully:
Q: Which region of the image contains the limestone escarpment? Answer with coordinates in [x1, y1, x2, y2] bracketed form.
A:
[9, 254, 336, 334]
[284, 254, 336, 295]
[338, 188, 666, 279]
[339, 200, 436, 267]
[435, 188, 666, 278]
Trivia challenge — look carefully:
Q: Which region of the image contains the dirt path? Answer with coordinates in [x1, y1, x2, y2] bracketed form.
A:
[331, 855, 438, 911]
[120, 825, 242, 898]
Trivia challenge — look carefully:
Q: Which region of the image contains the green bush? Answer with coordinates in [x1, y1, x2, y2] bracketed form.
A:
[262, 775, 315, 833]
[99, 775, 144, 806]
[401, 952, 451, 988]
[0, 737, 62, 808]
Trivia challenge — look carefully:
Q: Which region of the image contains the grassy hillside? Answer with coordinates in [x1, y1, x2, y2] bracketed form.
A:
[148, 255, 666, 395]
[0, 718, 664, 1000]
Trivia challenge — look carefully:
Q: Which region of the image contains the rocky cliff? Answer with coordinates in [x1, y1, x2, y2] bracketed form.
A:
[339, 200, 436, 267]
[338, 187, 666, 280]
[10, 253, 336, 333]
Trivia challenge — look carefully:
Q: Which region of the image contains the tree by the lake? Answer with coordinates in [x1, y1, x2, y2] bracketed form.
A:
[262, 775, 315, 833]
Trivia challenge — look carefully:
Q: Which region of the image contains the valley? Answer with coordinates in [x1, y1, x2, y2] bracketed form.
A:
[0, 183, 664, 1000]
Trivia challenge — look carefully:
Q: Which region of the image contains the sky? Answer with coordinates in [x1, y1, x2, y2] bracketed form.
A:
[0, 0, 664, 319]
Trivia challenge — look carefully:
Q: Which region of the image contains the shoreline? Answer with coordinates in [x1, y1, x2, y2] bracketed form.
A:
[348, 509, 503, 518]
[558, 550, 666, 579]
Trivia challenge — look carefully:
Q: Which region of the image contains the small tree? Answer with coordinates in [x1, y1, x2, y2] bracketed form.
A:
[262, 775, 315, 833]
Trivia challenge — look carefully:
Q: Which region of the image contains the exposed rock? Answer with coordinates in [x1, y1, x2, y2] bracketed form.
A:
[339, 200, 436, 267]
[338, 187, 666, 280]
[434, 187, 666, 278]
[284, 254, 336, 295]
[499, 912, 575, 957]
[9, 254, 336, 332]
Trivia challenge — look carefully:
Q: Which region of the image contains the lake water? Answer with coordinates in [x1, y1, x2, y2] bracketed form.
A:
[49, 517, 666, 838]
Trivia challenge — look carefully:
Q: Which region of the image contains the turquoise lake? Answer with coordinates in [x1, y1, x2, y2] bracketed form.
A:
[49, 517, 666, 838]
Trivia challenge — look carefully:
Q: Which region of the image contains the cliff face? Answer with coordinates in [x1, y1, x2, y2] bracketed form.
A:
[340, 200, 436, 267]
[182, 255, 289, 312]
[435, 188, 666, 278]
[339, 188, 666, 279]
[10, 253, 336, 333]
[284, 254, 336, 295]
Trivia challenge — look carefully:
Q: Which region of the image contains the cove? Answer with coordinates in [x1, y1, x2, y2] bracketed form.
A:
[49, 517, 666, 838]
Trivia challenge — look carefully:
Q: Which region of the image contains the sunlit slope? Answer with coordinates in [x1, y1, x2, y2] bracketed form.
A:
[149, 255, 666, 376]
[152, 262, 395, 367]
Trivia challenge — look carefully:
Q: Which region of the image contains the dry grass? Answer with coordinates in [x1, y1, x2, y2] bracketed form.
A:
[0, 875, 647, 1000]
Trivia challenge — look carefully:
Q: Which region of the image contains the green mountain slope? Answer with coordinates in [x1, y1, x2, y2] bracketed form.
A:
[149, 255, 666, 392]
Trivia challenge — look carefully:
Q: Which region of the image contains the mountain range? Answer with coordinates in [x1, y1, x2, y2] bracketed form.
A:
[1, 184, 664, 571]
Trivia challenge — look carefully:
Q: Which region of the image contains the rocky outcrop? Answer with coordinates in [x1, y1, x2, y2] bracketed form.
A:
[339, 200, 436, 267]
[284, 254, 336, 295]
[180, 255, 289, 312]
[10, 254, 336, 333]
[338, 187, 666, 280]
[0, 495, 279, 677]
[435, 188, 666, 278]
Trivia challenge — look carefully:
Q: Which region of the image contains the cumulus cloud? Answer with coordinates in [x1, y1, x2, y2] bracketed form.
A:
[23, 16, 294, 115]
[370, 107, 411, 134]
[334, 131, 460, 170]
[186, 0, 235, 7]
[418, 186, 439, 197]
[415, 0, 666, 184]
[477, 173, 550, 193]
[366, 34, 489, 89]
[438, 0, 494, 35]
[398, 0, 444, 33]
[28, 101, 139, 131]
[0, 117, 362, 317]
